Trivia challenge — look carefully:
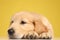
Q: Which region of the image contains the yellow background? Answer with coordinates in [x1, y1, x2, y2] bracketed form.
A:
[0, 0, 60, 38]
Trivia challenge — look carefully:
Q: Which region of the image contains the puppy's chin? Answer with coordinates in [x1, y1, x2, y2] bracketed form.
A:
[9, 36, 16, 39]
[8, 34, 24, 39]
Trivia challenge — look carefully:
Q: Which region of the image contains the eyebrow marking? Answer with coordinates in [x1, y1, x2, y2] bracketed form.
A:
[10, 21, 14, 25]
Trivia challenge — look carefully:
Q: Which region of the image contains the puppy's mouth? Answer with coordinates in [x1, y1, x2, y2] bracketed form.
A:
[8, 35, 17, 39]
[8, 34, 25, 39]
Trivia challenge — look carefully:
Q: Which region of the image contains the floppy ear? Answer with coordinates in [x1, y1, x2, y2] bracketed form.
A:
[33, 15, 53, 35]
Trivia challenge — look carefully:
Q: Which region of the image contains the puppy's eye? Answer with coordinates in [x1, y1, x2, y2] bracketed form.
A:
[20, 21, 26, 24]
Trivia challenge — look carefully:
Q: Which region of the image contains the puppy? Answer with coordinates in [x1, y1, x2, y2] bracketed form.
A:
[8, 11, 53, 40]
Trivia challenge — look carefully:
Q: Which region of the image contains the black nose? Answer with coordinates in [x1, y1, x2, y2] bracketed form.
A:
[8, 28, 15, 35]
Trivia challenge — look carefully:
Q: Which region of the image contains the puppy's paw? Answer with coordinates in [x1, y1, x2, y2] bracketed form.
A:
[39, 32, 52, 39]
[22, 31, 39, 39]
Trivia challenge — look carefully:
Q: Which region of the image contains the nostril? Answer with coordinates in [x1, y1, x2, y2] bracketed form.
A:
[8, 28, 15, 35]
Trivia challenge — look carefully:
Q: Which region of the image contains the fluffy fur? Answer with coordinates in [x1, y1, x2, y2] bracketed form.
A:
[8, 11, 53, 40]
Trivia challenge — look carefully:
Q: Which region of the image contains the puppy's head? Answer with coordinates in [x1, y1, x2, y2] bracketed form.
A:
[8, 12, 35, 39]
[8, 11, 51, 39]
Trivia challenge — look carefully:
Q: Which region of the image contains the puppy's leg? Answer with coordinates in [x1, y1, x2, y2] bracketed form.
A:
[39, 31, 52, 39]
[22, 31, 39, 39]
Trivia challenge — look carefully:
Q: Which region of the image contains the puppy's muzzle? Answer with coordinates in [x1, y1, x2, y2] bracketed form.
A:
[8, 28, 15, 35]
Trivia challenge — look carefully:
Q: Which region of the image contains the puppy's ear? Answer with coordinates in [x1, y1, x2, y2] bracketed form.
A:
[33, 15, 52, 35]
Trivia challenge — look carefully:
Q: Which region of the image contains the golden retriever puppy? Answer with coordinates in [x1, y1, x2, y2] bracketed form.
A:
[8, 11, 53, 40]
